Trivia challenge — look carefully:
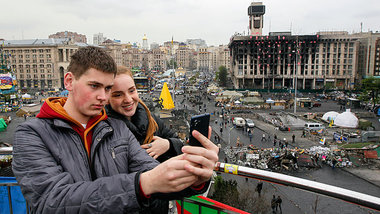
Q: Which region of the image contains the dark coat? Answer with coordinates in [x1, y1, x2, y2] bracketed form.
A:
[106, 103, 184, 163]
[106, 104, 185, 213]
[13, 117, 205, 214]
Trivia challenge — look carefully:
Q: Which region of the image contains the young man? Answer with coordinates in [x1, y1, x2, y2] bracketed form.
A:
[12, 46, 219, 213]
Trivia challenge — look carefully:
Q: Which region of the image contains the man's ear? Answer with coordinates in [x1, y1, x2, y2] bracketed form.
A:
[64, 72, 74, 91]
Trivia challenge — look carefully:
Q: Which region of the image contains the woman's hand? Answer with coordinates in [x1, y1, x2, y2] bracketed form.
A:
[140, 136, 170, 159]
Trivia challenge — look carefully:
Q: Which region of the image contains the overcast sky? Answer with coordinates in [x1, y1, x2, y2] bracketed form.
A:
[2, 0, 379, 46]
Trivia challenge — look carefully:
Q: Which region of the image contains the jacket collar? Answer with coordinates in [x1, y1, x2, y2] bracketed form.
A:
[105, 103, 149, 142]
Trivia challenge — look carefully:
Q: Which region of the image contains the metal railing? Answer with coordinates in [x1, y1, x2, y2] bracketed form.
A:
[214, 162, 380, 211]
[1, 146, 380, 213]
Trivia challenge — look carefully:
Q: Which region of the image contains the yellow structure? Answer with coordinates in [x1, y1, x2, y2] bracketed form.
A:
[159, 82, 175, 110]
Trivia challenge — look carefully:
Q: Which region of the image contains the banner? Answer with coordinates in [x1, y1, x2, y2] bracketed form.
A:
[0, 73, 13, 90]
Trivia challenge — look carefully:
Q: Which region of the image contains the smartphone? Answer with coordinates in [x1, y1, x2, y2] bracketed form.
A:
[189, 113, 210, 147]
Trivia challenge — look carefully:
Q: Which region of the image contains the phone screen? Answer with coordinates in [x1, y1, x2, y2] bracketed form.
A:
[189, 113, 210, 147]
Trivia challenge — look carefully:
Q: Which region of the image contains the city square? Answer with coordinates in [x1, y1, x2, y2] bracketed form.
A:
[1, 0, 380, 213]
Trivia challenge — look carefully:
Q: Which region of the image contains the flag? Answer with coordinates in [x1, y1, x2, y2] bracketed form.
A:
[171, 36, 173, 45]
[329, 119, 334, 127]
[319, 138, 325, 145]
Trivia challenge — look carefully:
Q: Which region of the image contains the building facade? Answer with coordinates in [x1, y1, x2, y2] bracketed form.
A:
[3, 39, 80, 91]
[93, 33, 106, 45]
[49, 31, 87, 43]
[228, 2, 380, 90]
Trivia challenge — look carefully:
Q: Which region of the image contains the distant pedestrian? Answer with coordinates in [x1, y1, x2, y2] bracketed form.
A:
[220, 127, 223, 135]
[271, 195, 277, 213]
[261, 134, 266, 141]
[302, 130, 306, 138]
[292, 134, 295, 143]
[273, 139, 277, 147]
[24, 114, 27, 121]
[284, 138, 288, 147]
[256, 181, 263, 196]
[276, 196, 282, 213]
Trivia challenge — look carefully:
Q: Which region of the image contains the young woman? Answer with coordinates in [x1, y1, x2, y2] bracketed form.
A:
[106, 66, 184, 162]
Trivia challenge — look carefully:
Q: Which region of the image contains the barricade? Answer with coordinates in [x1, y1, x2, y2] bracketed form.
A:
[0, 177, 28, 214]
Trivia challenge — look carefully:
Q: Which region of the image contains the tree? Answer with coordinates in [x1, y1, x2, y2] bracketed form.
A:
[168, 59, 177, 69]
[359, 77, 380, 107]
[218, 65, 228, 86]
[210, 176, 270, 213]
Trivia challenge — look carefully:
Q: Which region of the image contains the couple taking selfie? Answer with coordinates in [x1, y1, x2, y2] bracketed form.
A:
[12, 46, 219, 213]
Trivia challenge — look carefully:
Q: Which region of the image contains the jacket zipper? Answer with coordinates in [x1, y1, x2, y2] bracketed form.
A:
[111, 147, 116, 159]
[90, 129, 113, 179]
[69, 130, 92, 179]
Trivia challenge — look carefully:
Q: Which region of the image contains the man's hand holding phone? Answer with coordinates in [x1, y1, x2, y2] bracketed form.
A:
[182, 114, 219, 186]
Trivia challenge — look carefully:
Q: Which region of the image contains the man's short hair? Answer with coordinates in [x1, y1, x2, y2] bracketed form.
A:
[68, 46, 117, 79]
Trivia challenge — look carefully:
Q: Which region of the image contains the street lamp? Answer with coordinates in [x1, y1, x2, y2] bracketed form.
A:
[228, 126, 233, 146]
[293, 36, 299, 114]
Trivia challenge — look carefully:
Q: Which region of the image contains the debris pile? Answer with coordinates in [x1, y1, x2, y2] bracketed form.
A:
[222, 145, 375, 172]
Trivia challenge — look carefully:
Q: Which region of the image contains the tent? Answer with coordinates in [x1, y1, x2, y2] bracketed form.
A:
[21, 93, 31, 99]
[219, 91, 243, 98]
[334, 110, 359, 128]
[322, 111, 339, 122]
[0, 118, 7, 132]
[241, 97, 264, 104]
[159, 82, 175, 110]
[266, 98, 275, 104]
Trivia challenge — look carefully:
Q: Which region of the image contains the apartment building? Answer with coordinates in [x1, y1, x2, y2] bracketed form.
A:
[101, 40, 123, 66]
[176, 45, 196, 70]
[196, 46, 230, 72]
[3, 38, 80, 90]
[150, 48, 168, 72]
[49, 31, 87, 43]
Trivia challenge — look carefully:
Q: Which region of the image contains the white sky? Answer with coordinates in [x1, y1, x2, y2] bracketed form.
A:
[1, 0, 379, 46]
